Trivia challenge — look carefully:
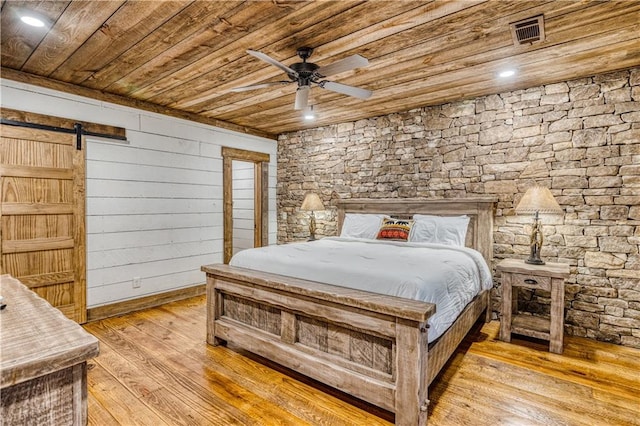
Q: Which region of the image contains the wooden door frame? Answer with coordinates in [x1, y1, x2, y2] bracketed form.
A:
[222, 147, 270, 264]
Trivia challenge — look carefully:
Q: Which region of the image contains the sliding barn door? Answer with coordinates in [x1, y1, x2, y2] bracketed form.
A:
[0, 124, 86, 323]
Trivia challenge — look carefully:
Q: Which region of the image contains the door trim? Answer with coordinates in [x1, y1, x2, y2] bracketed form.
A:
[221, 147, 270, 264]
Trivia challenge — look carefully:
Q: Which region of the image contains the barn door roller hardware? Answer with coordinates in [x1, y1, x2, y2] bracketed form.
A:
[0, 117, 127, 150]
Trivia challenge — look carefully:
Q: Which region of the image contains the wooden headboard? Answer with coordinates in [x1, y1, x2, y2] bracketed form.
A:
[336, 198, 496, 266]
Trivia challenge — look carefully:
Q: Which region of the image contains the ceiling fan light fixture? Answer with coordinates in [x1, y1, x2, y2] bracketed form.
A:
[303, 106, 315, 121]
[294, 85, 310, 110]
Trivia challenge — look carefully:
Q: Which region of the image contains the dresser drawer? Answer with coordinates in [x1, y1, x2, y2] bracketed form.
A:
[508, 273, 551, 291]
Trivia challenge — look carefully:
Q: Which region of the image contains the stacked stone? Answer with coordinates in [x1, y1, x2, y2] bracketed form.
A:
[277, 67, 640, 348]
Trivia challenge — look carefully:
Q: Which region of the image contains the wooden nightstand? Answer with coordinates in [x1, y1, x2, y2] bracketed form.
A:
[497, 259, 570, 354]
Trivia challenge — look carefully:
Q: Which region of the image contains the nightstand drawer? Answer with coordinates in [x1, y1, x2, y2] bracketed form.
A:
[509, 273, 551, 291]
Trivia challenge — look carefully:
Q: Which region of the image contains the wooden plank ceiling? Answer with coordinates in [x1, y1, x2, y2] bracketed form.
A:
[2, 1, 639, 139]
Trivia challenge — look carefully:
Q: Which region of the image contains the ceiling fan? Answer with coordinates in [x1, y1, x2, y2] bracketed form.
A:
[230, 47, 373, 110]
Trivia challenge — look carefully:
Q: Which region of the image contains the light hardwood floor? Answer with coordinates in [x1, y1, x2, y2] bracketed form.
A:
[84, 295, 640, 425]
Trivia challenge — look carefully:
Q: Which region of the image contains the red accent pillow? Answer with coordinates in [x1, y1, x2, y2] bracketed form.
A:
[376, 218, 414, 242]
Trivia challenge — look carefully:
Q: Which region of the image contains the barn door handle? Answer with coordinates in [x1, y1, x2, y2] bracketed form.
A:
[74, 123, 82, 150]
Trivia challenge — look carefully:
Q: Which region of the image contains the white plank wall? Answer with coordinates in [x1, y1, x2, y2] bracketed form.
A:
[232, 160, 255, 256]
[0, 79, 277, 308]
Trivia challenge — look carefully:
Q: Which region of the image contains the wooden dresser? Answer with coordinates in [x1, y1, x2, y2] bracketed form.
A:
[0, 275, 99, 425]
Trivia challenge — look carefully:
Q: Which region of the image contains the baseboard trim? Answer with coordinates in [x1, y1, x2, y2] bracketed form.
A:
[86, 284, 206, 322]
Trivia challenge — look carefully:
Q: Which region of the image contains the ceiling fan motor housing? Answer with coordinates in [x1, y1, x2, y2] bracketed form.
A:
[290, 61, 320, 86]
[290, 47, 320, 86]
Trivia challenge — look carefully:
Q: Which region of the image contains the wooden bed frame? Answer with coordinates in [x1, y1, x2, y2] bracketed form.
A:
[202, 198, 495, 425]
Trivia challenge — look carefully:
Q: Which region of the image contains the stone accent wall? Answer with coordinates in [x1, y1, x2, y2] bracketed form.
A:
[277, 68, 640, 348]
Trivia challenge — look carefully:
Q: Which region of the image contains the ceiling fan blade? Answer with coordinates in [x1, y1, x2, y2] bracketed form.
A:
[320, 81, 372, 99]
[317, 54, 369, 77]
[229, 81, 291, 92]
[294, 86, 310, 110]
[247, 49, 297, 76]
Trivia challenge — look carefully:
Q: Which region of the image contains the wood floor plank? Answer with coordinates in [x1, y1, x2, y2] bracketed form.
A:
[84, 296, 640, 426]
[86, 362, 169, 426]
[436, 386, 537, 426]
[87, 385, 120, 426]
[91, 341, 164, 398]
[563, 337, 640, 368]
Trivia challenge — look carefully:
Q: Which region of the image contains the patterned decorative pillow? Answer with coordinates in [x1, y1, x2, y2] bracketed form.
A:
[376, 217, 414, 242]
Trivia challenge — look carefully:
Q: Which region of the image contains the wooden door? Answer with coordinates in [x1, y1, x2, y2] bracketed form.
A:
[0, 124, 86, 323]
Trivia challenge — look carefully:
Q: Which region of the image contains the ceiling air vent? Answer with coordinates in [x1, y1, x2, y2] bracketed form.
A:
[510, 15, 545, 46]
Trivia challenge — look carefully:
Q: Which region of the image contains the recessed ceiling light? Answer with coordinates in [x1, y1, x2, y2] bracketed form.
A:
[20, 15, 45, 27]
[498, 69, 516, 78]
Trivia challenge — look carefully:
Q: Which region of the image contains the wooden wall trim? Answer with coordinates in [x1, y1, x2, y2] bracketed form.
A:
[86, 284, 206, 322]
[1, 68, 276, 141]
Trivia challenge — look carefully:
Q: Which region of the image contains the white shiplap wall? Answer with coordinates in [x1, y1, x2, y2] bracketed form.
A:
[232, 161, 255, 256]
[0, 79, 277, 308]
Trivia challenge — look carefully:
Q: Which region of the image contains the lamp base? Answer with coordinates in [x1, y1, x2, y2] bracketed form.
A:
[526, 212, 545, 265]
[308, 211, 317, 241]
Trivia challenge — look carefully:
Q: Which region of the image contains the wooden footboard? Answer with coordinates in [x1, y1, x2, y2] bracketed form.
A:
[202, 264, 489, 425]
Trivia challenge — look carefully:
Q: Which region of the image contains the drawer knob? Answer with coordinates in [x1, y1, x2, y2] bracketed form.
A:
[524, 278, 538, 285]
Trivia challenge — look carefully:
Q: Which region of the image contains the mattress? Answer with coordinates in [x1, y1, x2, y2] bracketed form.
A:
[229, 237, 493, 342]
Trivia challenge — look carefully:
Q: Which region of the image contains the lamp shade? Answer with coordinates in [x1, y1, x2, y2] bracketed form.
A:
[301, 193, 325, 211]
[515, 186, 563, 215]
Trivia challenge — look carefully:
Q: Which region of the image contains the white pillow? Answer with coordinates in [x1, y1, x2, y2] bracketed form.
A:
[340, 214, 386, 239]
[410, 214, 470, 246]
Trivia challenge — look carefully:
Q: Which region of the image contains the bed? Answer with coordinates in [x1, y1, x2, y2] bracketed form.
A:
[201, 198, 495, 425]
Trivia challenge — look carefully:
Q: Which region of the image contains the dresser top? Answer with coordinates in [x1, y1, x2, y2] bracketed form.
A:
[0, 275, 99, 388]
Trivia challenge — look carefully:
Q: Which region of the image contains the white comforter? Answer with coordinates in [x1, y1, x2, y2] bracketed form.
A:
[230, 237, 493, 342]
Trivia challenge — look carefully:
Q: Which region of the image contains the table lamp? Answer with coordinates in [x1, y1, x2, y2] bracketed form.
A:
[515, 186, 563, 265]
[301, 193, 325, 241]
